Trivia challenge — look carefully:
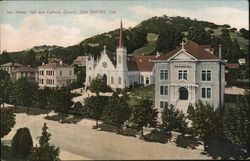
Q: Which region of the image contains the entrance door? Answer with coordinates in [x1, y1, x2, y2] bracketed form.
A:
[179, 87, 188, 100]
[103, 74, 107, 84]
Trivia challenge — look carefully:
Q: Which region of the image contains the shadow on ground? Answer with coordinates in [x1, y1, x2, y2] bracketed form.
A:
[98, 123, 140, 137]
[201, 137, 249, 160]
[44, 114, 83, 124]
[143, 129, 172, 144]
[175, 134, 202, 149]
[13, 106, 47, 116]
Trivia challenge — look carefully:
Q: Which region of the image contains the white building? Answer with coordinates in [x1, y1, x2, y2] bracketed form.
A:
[0, 62, 25, 74]
[85, 20, 157, 89]
[11, 66, 38, 82]
[153, 41, 225, 113]
[73, 56, 89, 66]
[38, 61, 77, 88]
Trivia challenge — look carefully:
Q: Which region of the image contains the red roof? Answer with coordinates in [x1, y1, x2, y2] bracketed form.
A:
[155, 41, 219, 61]
[105, 51, 155, 72]
[226, 63, 239, 69]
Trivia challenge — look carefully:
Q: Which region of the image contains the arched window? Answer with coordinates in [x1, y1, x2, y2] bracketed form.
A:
[118, 77, 121, 85]
[146, 77, 149, 85]
[111, 76, 114, 84]
[118, 55, 121, 64]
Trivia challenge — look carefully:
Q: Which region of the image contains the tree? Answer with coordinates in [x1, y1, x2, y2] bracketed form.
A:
[0, 70, 10, 81]
[103, 92, 131, 125]
[156, 25, 183, 53]
[70, 101, 85, 116]
[84, 95, 106, 126]
[47, 89, 73, 121]
[188, 100, 223, 150]
[161, 104, 188, 134]
[0, 107, 15, 138]
[9, 78, 38, 113]
[87, 74, 112, 95]
[11, 127, 33, 159]
[223, 90, 250, 148]
[132, 98, 158, 137]
[0, 50, 11, 65]
[28, 123, 60, 161]
[31, 87, 52, 116]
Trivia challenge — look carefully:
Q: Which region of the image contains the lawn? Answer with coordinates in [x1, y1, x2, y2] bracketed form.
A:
[128, 84, 155, 106]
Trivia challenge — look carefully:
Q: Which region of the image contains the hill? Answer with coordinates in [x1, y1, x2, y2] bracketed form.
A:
[1, 15, 249, 67]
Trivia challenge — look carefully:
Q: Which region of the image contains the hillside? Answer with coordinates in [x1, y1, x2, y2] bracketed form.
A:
[1, 15, 249, 67]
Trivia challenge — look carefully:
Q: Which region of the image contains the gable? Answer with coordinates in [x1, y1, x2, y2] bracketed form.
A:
[169, 50, 197, 61]
[95, 53, 116, 71]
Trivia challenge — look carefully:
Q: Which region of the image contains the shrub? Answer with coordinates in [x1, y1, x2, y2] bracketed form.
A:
[11, 127, 33, 159]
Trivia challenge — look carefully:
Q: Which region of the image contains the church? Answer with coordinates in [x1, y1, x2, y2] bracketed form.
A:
[85, 20, 157, 89]
[153, 41, 225, 112]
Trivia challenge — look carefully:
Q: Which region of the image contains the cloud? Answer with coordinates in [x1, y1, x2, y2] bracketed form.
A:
[74, 15, 138, 36]
[129, 6, 249, 30]
[1, 15, 84, 52]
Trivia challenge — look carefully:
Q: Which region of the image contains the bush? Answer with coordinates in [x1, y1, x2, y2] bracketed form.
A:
[11, 127, 33, 159]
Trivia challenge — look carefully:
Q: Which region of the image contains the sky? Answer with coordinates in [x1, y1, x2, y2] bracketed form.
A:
[0, 0, 249, 52]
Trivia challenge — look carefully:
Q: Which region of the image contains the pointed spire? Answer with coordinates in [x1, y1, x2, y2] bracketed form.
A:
[119, 18, 123, 48]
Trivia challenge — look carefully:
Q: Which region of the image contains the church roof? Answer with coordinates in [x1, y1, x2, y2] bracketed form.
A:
[105, 51, 155, 72]
[134, 55, 156, 72]
[155, 41, 219, 61]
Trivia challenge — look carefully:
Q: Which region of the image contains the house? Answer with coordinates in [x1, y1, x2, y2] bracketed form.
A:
[238, 58, 246, 65]
[85, 20, 156, 89]
[73, 56, 89, 66]
[153, 41, 225, 113]
[11, 66, 38, 82]
[38, 61, 77, 88]
[0, 62, 25, 74]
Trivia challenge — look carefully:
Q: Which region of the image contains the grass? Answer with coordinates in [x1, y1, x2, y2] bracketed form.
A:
[128, 84, 154, 106]
[132, 33, 158, 56]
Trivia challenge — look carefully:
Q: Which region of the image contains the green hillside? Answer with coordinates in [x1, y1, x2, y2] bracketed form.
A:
[1, 15, 249, 67]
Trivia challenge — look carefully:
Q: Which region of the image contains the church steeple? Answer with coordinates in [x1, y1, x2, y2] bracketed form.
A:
[119, 19, 123, 48]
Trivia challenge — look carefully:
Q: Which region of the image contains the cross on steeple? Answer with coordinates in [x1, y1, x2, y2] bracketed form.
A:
[180, 41, 185, 50]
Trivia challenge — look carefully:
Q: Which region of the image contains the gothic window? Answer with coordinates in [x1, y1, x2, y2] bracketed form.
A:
[118, 55, 121, 64]
[146, 77, 150, 84]
[118, 77, 121, 85]
[111, 76, 114, 84]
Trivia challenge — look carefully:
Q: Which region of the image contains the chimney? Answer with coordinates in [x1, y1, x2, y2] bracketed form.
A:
[59, 60, 63, 65]
[118, 18, 123, 48]
[219, 45, 221, 59]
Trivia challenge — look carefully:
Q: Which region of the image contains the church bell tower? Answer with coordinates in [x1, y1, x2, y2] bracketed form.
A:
[116, 19, 128, 88]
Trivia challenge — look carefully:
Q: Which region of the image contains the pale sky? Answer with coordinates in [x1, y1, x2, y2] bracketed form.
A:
[0, 0, 248, 52]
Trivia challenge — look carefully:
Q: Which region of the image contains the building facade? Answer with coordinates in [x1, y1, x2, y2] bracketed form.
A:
[11, 66, 38, 82]
[38, 61, 77, 88]
[153, 41, 225, 113]
[0, 62, 25, 74]
[85, 20, 156, 89]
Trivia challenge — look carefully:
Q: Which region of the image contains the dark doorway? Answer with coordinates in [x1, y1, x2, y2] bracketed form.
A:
[179, 87, 188, 100]
[103, 74, 107, 84]
[146, 77, 149, 85]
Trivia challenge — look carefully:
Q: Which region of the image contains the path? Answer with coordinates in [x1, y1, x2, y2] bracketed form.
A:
[3, 113, 211, 160]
